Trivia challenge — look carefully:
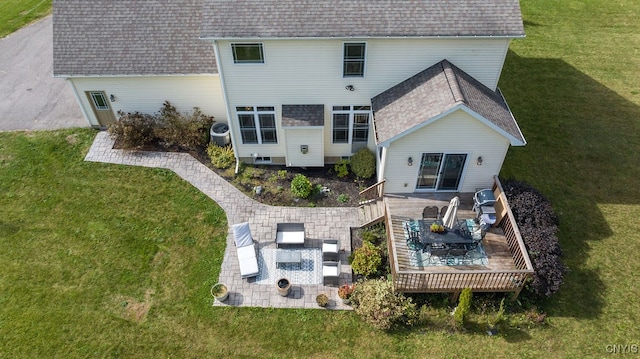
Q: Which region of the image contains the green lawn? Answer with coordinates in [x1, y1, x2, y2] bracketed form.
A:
[0, 0, 51, 38]
[2, 0, 640, 357]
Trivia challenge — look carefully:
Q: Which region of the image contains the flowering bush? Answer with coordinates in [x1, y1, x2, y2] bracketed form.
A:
[338, 283, 355, 299]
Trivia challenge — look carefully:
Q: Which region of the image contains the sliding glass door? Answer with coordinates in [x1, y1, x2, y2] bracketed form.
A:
[416, 153, 467, 191]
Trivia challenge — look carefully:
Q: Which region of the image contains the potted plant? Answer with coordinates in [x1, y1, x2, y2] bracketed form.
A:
[338, 283, 355, 304]
[210, 283, 228, 302]
[276, 278, 291, 297]
[316, 294, 329, 307]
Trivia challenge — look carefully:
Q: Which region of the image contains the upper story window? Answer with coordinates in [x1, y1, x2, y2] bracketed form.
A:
[343, 42, 366, 77]
[232, 43, 264, 64]
[236, 106, 277, 144]
[332, 105, 371, 144]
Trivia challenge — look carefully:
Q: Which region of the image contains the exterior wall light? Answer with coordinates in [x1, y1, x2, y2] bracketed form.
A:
[109, 94, 116, 102]
[408, 157, 413, 166]
[300, 145, 308, 154]
[477, 156, 483, 166]
[345, 85, 355, 91]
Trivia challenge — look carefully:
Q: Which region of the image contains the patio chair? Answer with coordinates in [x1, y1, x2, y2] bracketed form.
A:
[322, 239, 339, 261]
[439, 206, 448, 220]
[322, 261, 340, 286]
[232, 222, 259, 279]
[422, 206, 439, 220]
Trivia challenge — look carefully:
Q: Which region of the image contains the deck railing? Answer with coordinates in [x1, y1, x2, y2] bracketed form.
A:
[359, 180, 385, 204]
[389, 177, 534, 300]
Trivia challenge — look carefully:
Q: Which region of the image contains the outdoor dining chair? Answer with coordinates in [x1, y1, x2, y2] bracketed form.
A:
[422, 206, 439, 220]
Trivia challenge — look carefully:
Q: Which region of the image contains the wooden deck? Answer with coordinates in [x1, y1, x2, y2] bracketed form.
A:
[380, 178, 534, 299]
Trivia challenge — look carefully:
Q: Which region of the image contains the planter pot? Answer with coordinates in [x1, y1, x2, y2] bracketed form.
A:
[211, 283, 228, 302]
[276, 278, 291, 297]
[340, 297, 351, 305]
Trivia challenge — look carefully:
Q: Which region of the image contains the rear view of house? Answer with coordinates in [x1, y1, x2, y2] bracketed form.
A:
[53, 0, 526, 194]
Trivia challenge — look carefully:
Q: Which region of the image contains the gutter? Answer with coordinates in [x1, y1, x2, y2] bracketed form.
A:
[200, 34, 526, 41]
[52, 73, 219, 79]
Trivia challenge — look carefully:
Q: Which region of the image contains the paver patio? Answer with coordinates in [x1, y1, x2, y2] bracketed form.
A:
[85, 131, 357, 310]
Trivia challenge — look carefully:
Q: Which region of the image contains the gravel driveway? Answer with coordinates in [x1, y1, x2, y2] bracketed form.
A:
[0, 16, 86, 131]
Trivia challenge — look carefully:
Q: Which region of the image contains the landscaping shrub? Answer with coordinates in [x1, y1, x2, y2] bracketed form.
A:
[351, 241, 382, 277]
[361, 223, 386, 245]
[155, 101, 214, 151]
[290, 174, 313, 199]
[502, 179, 566, 299]
[108, 101, 214, 152]
[350, 148, 376, 179]
[337, 194, 349, 203]
[108, 111, 157, 149]
[454, 288, 473, 327]
[207, 144, 235, 169]
[334, 159, 350, 178]
[350, 278, 418, 330]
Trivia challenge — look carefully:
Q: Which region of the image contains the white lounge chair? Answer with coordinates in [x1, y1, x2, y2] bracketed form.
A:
[232, 222, 259, 279]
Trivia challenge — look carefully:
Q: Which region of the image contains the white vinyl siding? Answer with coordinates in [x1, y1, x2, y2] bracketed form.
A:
[382, 110, 510, 193]
[215, 37, 511, 159]
[284, 128, 324, 167]
[69, 75, 226, 128]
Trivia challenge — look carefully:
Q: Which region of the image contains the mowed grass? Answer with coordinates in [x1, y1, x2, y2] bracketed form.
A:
[0, 0, 51, 38]
[2, 0, 640, 357]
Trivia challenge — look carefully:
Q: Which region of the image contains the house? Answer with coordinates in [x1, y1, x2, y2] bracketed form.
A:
[53, 0, 526, 194]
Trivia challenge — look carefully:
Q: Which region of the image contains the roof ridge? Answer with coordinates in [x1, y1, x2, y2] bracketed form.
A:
[442, 60, 465, 104]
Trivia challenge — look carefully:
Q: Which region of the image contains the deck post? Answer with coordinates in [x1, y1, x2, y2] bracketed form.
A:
[450, 291, 461, 304]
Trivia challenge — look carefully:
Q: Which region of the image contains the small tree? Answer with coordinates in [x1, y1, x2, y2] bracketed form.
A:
[350, 148, 376, 179]
[350, 278, 418, 330]
[454, 288, 473, 327]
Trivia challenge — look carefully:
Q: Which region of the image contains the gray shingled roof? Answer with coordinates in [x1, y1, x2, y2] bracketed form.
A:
[201, 0, 525, 38]
[372, 60, 525, 145]
[53, 0, 216, 76]
[282, 105, 325, 127]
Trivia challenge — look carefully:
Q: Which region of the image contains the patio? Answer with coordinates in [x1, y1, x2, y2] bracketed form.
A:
[85, 132, 356, 310]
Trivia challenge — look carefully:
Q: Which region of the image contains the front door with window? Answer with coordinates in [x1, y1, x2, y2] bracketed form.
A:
[416, 153, 467, 191]
[86, 91, 116, 127]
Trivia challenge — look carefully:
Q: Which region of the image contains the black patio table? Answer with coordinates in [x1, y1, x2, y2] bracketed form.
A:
[418, 220, 475, 245]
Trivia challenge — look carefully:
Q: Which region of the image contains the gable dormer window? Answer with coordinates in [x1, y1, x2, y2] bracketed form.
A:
[232, 43, 264, 64]
[343, 42, 366, 77]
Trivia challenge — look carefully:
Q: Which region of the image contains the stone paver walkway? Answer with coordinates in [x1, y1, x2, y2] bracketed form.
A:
[85, 131, 358, 310]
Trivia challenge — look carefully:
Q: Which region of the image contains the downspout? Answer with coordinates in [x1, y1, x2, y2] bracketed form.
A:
[211, 40, 241, 173]
[378, 145, 388, 184]
[66, 78, 94, 128]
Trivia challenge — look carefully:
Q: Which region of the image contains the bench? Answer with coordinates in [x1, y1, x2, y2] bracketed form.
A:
[275, 223, 305, 247]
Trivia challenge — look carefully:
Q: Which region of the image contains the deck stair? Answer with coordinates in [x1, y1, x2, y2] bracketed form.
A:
[358, 198, 386, 227]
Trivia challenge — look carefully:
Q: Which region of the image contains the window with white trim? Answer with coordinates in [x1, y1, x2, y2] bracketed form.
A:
[236, 106, 277, 144]
[232, 43, 264, 64]
[332, 106, 371, 144]
[343, 42, 366, 77]
[89, 92, 109, 110]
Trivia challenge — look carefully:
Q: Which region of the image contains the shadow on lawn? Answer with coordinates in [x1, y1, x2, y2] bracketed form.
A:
[500, 51, 640, 319]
